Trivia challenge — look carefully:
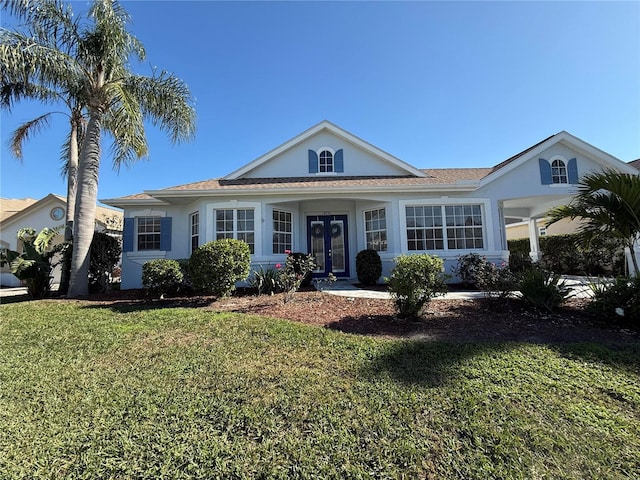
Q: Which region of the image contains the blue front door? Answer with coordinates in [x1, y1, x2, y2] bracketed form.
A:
[307, 215, 349, 278]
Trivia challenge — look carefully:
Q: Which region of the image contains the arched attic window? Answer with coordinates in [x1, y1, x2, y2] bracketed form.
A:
[551, 159, 568, 184]
[539, 157, 578, 185]
[319, 150, 333, 172]
[308, 148, 344, 173]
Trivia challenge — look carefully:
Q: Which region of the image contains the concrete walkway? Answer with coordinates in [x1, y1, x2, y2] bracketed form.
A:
[317, 276, 600, 300]
[0, 287, 28, 299]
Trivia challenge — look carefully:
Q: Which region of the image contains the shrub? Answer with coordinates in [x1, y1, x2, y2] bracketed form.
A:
[189, 239, 251, 297]
[508, 252, 533, 273]
[89, 232, 121, 294]
[142, 259, 184, 297]
[508, 234, 624, 276]
[452, 253, 486, 287]
[518, 267, 572, 312]
[386, 254, 447, 318]
[287, 252, 315, 287]
[355, 249, 382, 286]
[249, 265, 282, 295]
[3, 227, 61, 299]
[475, 261, 517, 300]
[588, 276, 640, 324]
[278, 253, 316, 303]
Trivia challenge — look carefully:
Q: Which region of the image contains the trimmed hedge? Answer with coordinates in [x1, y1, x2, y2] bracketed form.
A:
[356, 249, 382, 286]
[508, 234, 625, 276]
[189, 239, 251, 297]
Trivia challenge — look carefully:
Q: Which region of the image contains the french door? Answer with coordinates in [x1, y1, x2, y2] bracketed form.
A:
[306, 215, 349, 278]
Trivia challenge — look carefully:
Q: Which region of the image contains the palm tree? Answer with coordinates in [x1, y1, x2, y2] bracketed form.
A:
[1, 0, 85, 293]
[1, 0, 196, 296]
[547, 169, 640, 275]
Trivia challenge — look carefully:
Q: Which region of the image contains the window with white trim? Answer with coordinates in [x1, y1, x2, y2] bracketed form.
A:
[190, 212, 199, 254]
[551, 159, 568, 184]
[406, 204, 484, 251]
[272, 210, 292, 254]
[215, 208, 255, 253]
[445, 205, 484, 249]
[406, 206, 444, 250]
[364, 208, 387, 252]
[137, 217, 161, 251]
[319, 150, 333, 173]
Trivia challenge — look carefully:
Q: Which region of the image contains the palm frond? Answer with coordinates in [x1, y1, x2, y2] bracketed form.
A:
[0, 29, 83, 90]
[103, 80, 148, 169]
[9, 113, 53, 159]
[0, 81, 59, 111]
[125, 71, 197, 144]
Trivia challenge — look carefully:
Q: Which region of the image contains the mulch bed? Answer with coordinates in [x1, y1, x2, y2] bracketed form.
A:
[83, 287, 639, 346]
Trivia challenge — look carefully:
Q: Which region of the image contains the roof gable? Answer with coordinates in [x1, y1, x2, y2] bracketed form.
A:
[0, 197, 38, 222]
[480, 131, 637, 187]
[1, 193, 122, 229]
[224, 120, 427, 179]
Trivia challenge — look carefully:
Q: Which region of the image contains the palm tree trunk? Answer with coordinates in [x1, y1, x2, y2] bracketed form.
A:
[67, 108, 102, 297]
[629, 238, 640, 277]
[59, 115, 80, 294]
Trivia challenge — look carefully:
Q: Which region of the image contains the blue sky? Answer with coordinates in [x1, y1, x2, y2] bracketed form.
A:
[1, 0, 639, 205]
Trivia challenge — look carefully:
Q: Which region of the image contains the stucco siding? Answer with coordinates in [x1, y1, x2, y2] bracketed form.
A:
[243, 131, 411, 178]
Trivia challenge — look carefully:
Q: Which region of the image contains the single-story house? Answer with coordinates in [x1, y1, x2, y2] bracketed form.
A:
[0, 193, 123, 287]
[102, 121, 639, 290]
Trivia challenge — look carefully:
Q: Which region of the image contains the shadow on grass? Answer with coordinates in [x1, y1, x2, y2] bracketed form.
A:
[362, 337, 640, 388]
[0, 293, 31, 305]
[81, 297, 215, 313]
[362, 340, 513, 387]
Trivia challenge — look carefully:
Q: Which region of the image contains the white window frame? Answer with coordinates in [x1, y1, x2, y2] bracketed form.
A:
[206, 202, 262, 256]
[136, 216, 162, 251]
[550, 155, 568, 184]
[272, 209, 293, 254]
[125, 209, 168, 265]
[399, 198, 494, 255]
[190, 211, 199, 254]
[363, 207, 388, 252]
[319, 149, 334, 173]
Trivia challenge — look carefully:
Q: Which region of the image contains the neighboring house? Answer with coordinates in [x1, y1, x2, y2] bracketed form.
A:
[506, 217, 581, 240]
[102, 121, 639, 290]
[0, 194, 123, 287]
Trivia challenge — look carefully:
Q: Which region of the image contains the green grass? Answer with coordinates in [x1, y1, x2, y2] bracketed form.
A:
[1, 301, 639, 479]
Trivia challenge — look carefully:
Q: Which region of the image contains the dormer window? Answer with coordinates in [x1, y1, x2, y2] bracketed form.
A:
[539, 157, 578, 185]
[551, 159, 568, 184]
[308, 148, 344, 174]
[319, 150, 334, 172]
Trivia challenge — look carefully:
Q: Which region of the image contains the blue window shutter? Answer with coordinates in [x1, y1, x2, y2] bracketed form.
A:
[123, 217, 134, 252]
[334, 149, 344, 172]
[308, 150, 318, 173]
[567, 158, 578, 184]
[160, 217, 172, 251]
[539, 158, 552, 185]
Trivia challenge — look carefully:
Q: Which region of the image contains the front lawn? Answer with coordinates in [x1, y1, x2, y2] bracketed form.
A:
[1, 300, 639, 478]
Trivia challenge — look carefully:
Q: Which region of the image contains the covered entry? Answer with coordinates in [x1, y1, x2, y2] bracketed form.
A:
[306, 215, 349, 278]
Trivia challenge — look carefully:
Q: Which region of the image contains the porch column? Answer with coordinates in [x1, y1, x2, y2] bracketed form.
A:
[528, 218, 542, 262]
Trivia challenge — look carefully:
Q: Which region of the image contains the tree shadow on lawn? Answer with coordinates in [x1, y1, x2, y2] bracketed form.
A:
[362, 339, 640, 388]
[333, 300, 640, 387]
[80, 296, 215, 313]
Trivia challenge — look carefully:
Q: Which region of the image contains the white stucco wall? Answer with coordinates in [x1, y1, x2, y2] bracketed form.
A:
[243, 131, 412, 178]
[120, 188, 512, 289]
